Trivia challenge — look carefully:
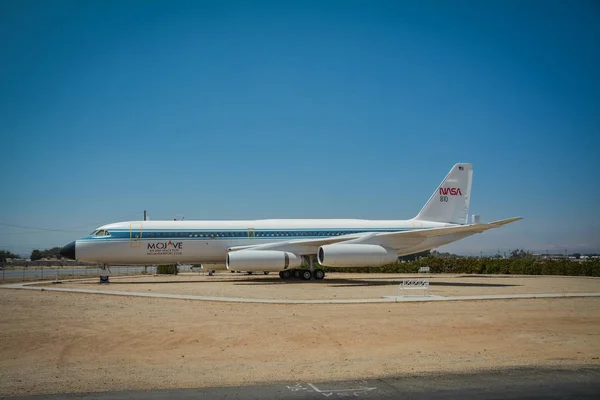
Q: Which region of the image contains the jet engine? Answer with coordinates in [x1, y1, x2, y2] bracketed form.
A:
[226, 250, 303, 272]
[317, 244, 398, 267]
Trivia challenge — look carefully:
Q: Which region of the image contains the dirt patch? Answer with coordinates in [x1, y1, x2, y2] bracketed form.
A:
[45, 273, 600, 300]
[1, 276, 599, 396]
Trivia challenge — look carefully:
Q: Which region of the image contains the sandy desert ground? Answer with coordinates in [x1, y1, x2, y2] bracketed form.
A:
[1, 274, 599, 396]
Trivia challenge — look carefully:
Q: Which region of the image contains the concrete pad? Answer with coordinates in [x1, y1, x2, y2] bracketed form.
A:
[3, 279, 600, 304]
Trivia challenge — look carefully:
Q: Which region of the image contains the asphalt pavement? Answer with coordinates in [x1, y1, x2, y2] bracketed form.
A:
[6, 366, 600, 400]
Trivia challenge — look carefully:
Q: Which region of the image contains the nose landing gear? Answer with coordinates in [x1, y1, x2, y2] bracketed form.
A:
[99, 264, 111, 284]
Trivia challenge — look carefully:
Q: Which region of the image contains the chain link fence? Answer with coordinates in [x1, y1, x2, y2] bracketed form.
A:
[0, 262, 161, 282]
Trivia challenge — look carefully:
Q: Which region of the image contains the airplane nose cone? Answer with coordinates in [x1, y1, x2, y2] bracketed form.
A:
[60, 241, 76, 260]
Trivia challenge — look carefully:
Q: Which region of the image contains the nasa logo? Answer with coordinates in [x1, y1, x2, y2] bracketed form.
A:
[439, 187, 463, 196]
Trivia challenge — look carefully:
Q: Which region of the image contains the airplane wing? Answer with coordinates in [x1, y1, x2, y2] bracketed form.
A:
[227, 217, 522, 255]
[227, 232, 373, 255]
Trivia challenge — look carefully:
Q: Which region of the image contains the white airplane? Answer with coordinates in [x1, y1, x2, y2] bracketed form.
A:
[60, 164, 521, 280]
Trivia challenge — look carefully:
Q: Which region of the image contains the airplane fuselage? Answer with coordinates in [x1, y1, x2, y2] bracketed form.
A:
[73, 219, 449, 265]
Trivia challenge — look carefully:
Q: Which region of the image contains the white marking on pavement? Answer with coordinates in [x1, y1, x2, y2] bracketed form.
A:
[307, 382, 378, 397]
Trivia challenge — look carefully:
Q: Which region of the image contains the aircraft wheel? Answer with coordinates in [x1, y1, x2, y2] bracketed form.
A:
[279, 270, 291, 279]
[208, 270, 214, 276]
[314, 269, 325, 280]
[301, 270, 312, 280]
[293, 269, 302, 278]
[246, 271, 253, 275]
[263, 271, 269, 275]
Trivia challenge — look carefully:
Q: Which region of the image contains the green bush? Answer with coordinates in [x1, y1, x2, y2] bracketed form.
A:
[156, 264, 178, 275]
[321, 257, 600, 277]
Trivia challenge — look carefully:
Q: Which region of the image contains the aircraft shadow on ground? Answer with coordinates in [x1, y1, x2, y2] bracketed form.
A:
[230, 278, 520, 288]
[90, 277, 519, 288]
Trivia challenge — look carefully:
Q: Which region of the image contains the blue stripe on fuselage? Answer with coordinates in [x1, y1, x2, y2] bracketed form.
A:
[78, 227, 426, 242]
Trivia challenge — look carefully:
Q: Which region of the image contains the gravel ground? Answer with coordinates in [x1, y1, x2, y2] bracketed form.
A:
[46, 272, 600, 300]
[1, 274, 599, 397]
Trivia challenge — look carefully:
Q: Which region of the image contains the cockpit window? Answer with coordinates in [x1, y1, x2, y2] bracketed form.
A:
[91, 229, 110, 237]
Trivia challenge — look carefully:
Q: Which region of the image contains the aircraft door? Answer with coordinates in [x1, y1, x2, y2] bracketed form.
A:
[248, 228, 255, 239]
[130, 223, 143, 248]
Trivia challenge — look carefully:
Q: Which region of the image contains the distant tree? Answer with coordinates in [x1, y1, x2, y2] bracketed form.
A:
[42, 247, 61, 259]
[399, 250, 430, 262]
[0, 250, 20, 262]
[430, 250, 460, 258]
[30, 249, 43, 261]
[29, 247, 62, 260]
[509, 249, 533, 259]
[573, 253, 581, 259]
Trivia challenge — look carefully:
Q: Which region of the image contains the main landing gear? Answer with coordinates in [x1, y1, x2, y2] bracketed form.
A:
[278, 269, 325, 280]
[278, 257, 325, 281]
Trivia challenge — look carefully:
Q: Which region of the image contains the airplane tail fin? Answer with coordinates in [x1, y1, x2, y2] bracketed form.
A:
[414, 163, 473, 225]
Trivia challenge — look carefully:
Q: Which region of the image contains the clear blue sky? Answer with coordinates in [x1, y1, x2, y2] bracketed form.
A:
[1, 0, 599, 257]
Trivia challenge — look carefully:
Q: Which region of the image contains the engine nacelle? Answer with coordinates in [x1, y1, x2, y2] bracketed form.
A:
[226, 250, 303, 272]
[317, 244, 398, 268]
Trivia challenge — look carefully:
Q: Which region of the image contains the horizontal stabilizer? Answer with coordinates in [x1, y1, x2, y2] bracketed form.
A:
[487, 217, 523, 227]
[377, 217, 523, 239]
